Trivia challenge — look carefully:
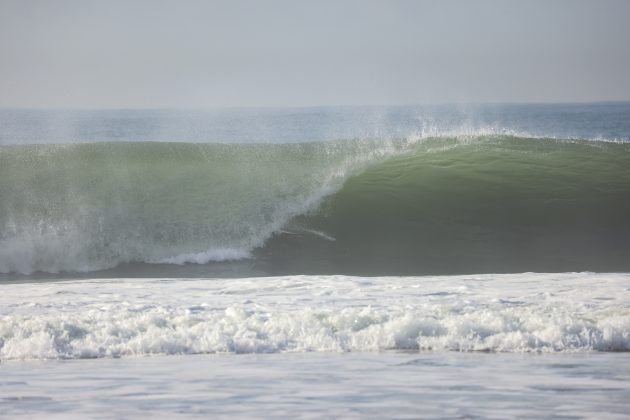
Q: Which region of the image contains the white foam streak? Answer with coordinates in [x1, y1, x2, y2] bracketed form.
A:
[1, 273, 629, 360]
[154, 248, 251, 264]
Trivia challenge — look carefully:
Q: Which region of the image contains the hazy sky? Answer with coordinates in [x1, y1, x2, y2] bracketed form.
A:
[1, 0, 629, 108]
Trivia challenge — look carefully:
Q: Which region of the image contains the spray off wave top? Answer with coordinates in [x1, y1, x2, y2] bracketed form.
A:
[1, 132, 630, 275]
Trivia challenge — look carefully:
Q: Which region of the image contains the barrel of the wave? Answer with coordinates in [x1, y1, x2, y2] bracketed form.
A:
[259, 136, 630, 275]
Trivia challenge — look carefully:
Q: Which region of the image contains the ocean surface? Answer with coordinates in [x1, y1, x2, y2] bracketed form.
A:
[1, 103, 629, 418]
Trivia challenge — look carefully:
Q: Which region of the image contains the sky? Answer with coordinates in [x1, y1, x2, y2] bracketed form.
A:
[1, 0, 629, 108]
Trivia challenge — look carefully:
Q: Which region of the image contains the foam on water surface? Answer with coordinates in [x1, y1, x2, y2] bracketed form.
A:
[1, 273, 629, 360]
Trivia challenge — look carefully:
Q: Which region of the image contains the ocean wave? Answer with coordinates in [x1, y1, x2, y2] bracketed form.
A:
[1, 134, 630, 275]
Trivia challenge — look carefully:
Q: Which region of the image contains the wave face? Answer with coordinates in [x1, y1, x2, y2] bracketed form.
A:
[0, 140, 394, 274]
[1, 273, 629, 360]
[263, 136, 630, 275]
[1, 135, 630, 275]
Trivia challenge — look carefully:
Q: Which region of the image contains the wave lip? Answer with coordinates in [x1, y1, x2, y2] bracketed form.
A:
[1, 273, 629, 360]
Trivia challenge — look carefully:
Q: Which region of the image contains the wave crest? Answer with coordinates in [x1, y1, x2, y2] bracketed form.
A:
[1, 135, 630, 275]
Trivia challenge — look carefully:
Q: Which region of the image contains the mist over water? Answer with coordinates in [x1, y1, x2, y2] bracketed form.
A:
[2, 103, 630, 145]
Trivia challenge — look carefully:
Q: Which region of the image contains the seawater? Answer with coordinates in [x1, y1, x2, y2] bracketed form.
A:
[1, 103, 630, 418]
[1, 103, 630, 277]
[1, 273, 630, 418]
[2, 352, 630, 418]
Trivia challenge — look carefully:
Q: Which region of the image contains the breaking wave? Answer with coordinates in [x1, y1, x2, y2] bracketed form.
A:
[1, 134, 629, 275]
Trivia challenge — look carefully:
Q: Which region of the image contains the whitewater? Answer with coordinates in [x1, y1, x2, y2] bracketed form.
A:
[1, 273, 630, 418]
[1, 103, 630, 418]
[2, 273, 629, 359]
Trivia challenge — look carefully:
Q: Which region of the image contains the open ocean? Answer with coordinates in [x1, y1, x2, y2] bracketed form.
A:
[1, 103, 630, 418]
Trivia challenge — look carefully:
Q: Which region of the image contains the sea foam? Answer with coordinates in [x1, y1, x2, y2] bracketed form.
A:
[1, 273, 629, 360]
